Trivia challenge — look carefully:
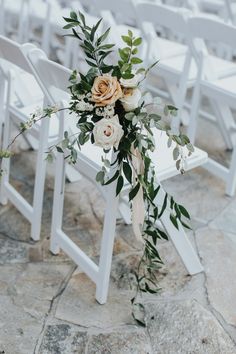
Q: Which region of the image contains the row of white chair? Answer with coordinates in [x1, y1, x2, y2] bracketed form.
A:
[1, 0, 236, 191]
[137, 4, 236, 196]
[1, 1, 236, 194]
[0, 35, 207, 302]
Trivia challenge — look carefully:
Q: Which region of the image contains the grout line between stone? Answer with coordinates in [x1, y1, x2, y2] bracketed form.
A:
[33, 264, 77, 354]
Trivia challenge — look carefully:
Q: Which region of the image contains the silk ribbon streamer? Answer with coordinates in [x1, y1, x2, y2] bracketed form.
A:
[131, 146, 145, 243]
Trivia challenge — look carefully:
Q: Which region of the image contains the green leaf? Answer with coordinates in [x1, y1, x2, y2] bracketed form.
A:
[187, 143, 194, 153]
[180, 220, 192, 230]
[70, 11, 78, 20]
[90, 17, 102, 41]
[132, 303, 146, 327]
[133, 37, 142, 46]
[104, 170, 119, 185]
[122, 35, 132, 46]
[123, 162, 132, 183]
[79, 11, 86, 26]
[173, 147, 179, 161]
[125, 112, 135, 121]
[116, 175, 124, 196]
[96, 170, 105, 183]
[121, 72, 134, 79]
[56, 146, 64, 153]
[170, 214, 179, 229]
[158, 193, 167, 218]
[119, 48, 129, 61]
[129, 182, 140, 201]
[131, 57, 143, 64]
[72, 28, 82, 40]
[96, 27, 110, 46]
[178, 204, 190, 219]
[85, 59, 97, 67]
[63, 23, 78, 30]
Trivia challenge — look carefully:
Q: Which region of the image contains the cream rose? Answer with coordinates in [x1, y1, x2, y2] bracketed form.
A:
[91, 75, 123, 106]
[120, 87, 142, 112]
[93, 115, 124, 149]
[120, 73, 142, 88]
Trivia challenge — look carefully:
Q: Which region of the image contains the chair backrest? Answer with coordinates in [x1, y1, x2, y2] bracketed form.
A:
[98, 0, 137, 25]
[135, 1, 190, 35]
[25, 47, 71, 106]
[189, 15, 236, 48]
[0, 35, 34, 74]
[188, 15, 236, 79]
[0, 36, 42, 105]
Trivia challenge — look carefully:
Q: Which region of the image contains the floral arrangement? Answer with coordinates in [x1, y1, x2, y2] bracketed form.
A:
[0, 12, 194, 324]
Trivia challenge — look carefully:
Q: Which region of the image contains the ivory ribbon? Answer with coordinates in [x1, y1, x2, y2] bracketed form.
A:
[131, 146, 145, 243]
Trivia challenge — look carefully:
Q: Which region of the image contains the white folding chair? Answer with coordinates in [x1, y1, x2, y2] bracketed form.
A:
[188, 16, 236, 196]
[0, 36, 72, 241]
[135, 3, 195, 130]
[27, 47, 207, 304]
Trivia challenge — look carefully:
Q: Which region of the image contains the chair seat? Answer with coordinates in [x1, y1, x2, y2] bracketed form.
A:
[157, 38, 187, 60]
[153, 53, 236, 85]
[76, 130, 208, 182]
[201, 75, 236, 108]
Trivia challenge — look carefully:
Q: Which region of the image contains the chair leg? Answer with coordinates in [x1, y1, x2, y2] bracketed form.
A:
[187, 80, 202, 144]
[226, 146, 236, 197]
[50, 152, 65, 255]
[0, 78, 11, 205]
[210, 101, 235, 150]
[95, 181, 119, 304]
[0, 118, 11, 205]
[156, 186, 203, 275]
[31, 118, 49, 241]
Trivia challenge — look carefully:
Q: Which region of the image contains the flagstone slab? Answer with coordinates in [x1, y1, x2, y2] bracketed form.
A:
[0, 234, 28, 264]
[55, 272, 135, 329]
[145, 300, 236, 354]
[87, 328, 151, 354]
[196, 227, 236, 326]
[0, 295, 44, 354]
[210, 198, 236, 236]
[0, 262, 72, 354]
[39, 324, 87, 354]
[163, 168, 230, 223]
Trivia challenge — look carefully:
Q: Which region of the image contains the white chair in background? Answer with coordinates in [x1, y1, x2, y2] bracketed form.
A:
[0, 36, 51, 241]
[27, 46, 207, 304]
[0, 36, 78, 241]
[95, 0, 138, 26]
[188, 16, 236, 196]
[135, 2, 195, 130]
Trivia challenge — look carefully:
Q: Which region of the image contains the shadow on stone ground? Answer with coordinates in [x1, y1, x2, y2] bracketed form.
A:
[0, 117, 236, 353]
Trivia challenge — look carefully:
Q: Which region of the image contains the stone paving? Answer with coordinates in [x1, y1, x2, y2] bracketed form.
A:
[0, 118, 236, 354]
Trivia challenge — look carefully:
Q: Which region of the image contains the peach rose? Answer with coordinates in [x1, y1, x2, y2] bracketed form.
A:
[91, 75, 123, 106]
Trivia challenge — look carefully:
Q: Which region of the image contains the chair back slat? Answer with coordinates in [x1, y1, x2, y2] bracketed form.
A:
[135, 2, 190, 34]
[26, 47, 71, 105]
[189, 16, 236, 48]
[0, 36, 33, 73]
